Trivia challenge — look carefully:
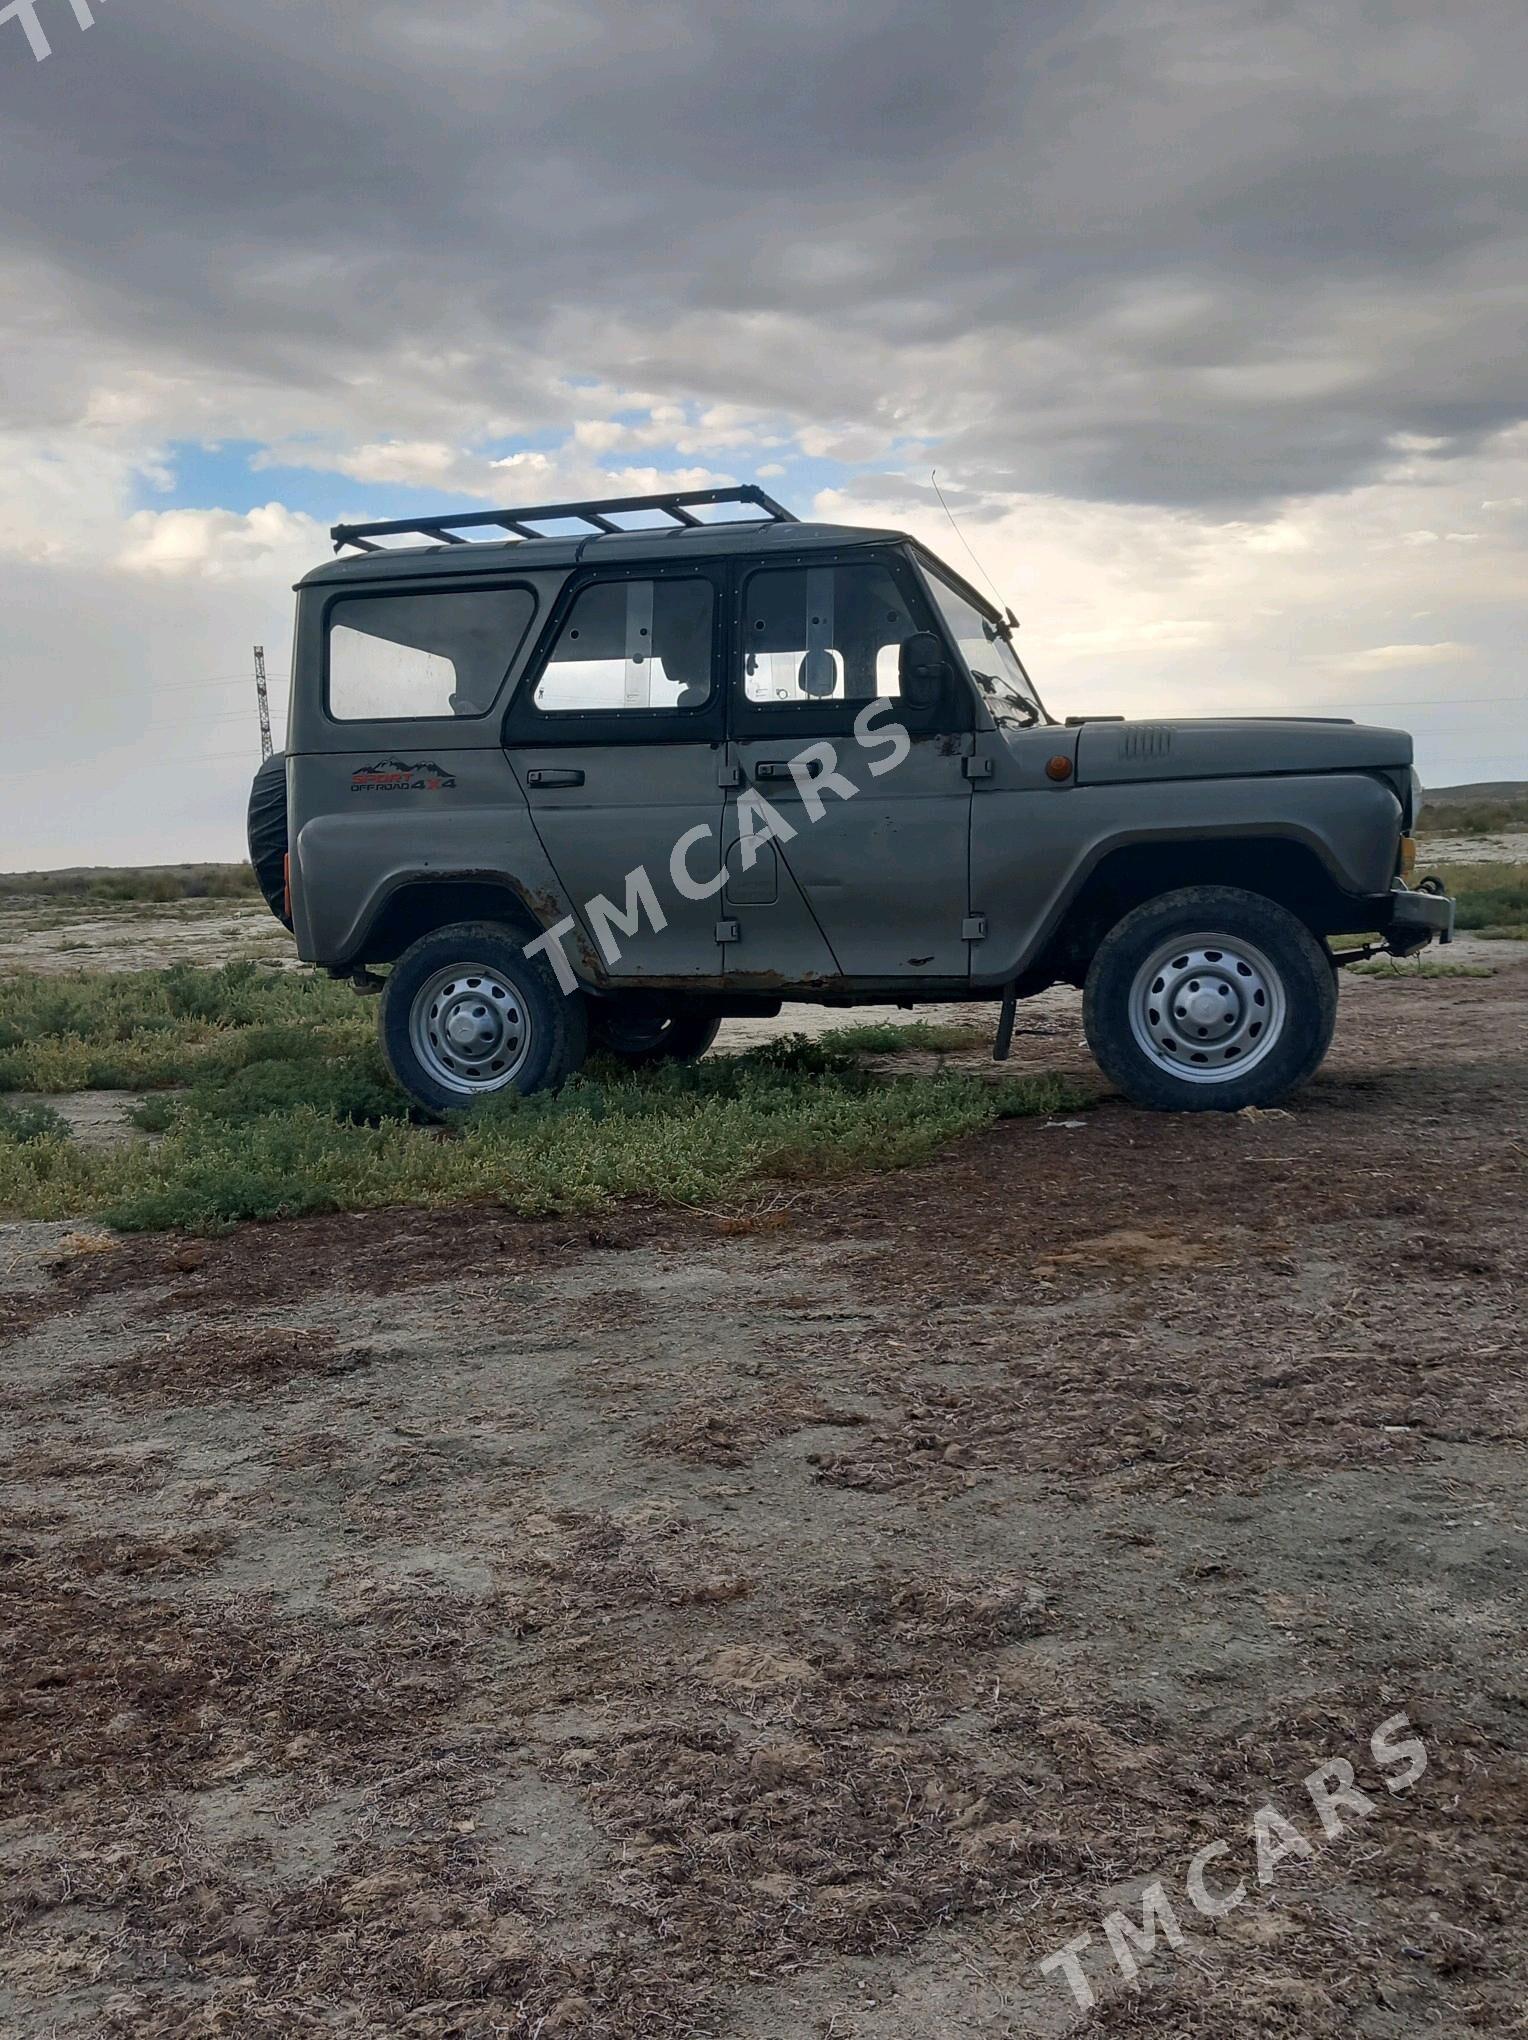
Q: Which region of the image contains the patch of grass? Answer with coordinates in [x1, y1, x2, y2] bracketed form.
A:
[0, 1101, 73, 1144]
[0, 1026, 1091, 1233]
[819, 1020, 990, 1055]
[129, 1044, 408, 1131]
[1438, 860, 1528, 933]
[0, 964, 368, 1092]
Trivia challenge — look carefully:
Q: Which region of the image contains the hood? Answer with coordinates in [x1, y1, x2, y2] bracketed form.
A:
[1071, 717, 1413, 786]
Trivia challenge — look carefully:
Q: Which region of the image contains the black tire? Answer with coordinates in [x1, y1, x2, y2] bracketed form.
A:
[1083, 885, 1338, 1112]
[247, 752, 292, 928]
[590, 1005, 722, 1068]
[379, 920, 589, 1116]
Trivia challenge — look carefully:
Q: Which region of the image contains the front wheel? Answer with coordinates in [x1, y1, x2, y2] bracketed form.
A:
[379, 920, 588, 1116]
[1083, 886, 1337, 1112]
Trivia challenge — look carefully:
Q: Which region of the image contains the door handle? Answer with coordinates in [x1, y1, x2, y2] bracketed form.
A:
[525, 767, 585, 788]
[752, 759, 810, 782]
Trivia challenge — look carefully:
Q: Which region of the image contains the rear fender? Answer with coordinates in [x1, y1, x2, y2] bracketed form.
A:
[291, 803, 595, 977]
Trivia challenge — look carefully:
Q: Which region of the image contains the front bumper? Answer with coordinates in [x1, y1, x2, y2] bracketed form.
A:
[1387, 882, 1455, 954]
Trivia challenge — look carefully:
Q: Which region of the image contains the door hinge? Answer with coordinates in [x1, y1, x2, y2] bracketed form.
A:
[716, 918, 740, 944]
[717, 762, 743, 789]
[962, 914, 988, 942]
[963, 755, 994, 781]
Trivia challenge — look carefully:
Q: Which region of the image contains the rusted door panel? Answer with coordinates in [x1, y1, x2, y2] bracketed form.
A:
[514, 746, 726, 978]
[720, 832, 841, 984]
[725, 734, 972, 980]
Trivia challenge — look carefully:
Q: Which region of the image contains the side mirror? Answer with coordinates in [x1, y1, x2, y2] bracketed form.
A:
[898, 631, 950, 710]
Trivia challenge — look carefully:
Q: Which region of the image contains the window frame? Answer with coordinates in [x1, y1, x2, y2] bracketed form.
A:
[912, 548, 1051, 730]
[503, 560, 727, 748]
[321, 579, 541, 726]
[727, 546, 974, 742]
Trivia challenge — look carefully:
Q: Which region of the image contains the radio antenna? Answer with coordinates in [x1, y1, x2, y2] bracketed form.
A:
[931, 469, 1018, 625]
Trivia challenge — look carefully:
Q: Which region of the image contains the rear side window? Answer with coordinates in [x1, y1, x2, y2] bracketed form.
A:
[531, 578, 714, 713]
[328, 586, 537, 720]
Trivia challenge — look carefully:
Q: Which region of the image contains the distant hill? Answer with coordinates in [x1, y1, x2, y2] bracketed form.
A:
[1421, 782, 1528, 803]
[1416, 784, 1528, 838]
[0, 864, 256, 903]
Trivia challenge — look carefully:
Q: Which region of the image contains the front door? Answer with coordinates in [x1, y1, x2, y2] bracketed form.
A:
[504, 564, 727, 979]
[723, 552, 974, 984]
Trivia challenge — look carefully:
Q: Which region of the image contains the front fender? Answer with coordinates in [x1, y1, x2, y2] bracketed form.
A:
[971, 772, 1402, 986]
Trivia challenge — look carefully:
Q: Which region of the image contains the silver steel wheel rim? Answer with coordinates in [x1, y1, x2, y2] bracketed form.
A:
[409, 964, 532, 1095]
[1128, 931, 1287, 1084]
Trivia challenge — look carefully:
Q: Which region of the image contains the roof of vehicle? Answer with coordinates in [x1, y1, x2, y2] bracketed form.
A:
[298, 514, 908, 589]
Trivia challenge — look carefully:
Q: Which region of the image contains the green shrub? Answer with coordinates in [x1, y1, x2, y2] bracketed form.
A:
[0, 1100, 72, 1144]
[1452, 882, 1528, 932]
[0, 863, 260, 904]
[820, 1020, 990, 1054]
[0, 965, 366, 1092]
[1418, 796, 1528, 838]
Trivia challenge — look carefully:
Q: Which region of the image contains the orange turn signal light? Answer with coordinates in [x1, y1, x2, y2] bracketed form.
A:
[1045, 754, 1074, 782]
[283, 852, 292, 923]
[1399, 835, 1417, 880]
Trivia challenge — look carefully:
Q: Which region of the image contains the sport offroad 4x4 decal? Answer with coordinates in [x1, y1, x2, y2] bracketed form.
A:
[351, 760, 457, 793]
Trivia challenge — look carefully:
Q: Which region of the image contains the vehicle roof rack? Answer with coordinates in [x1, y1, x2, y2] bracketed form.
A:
[331, 484, 798, 554]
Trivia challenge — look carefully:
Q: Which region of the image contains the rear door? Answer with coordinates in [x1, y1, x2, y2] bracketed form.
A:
[503, 562, 728, 979]
[723, 551, 975, 983]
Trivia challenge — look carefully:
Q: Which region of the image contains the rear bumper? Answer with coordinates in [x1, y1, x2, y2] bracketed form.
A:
[1386, 882, 1455, 953]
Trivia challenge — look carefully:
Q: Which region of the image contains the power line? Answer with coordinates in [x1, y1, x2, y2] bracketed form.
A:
[140, 672, 291, 694]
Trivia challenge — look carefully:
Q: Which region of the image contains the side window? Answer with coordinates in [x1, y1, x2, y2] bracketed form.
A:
[740, 562, 920, 705]
[328, 587, 536, 721]
[532, 578, 714, 713]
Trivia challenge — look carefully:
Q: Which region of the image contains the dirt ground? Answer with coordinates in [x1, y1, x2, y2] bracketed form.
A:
[0, 896, 290, 976]
[2, 956, 1526, 2036]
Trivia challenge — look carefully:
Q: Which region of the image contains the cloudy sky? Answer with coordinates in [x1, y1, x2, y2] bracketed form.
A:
[1, 0, 1524, 868]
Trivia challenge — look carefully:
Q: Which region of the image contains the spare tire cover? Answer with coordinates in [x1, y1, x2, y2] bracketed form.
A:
[247, 751, 292, 928]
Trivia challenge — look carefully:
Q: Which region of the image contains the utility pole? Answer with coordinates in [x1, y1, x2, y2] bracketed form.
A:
[253, 645, 273, 761]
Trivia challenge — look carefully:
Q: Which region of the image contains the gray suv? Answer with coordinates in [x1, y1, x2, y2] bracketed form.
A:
[247, 485, 1454, 1115]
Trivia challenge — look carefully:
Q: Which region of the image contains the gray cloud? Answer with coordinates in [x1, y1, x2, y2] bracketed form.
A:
[2, 0, 1525, 508]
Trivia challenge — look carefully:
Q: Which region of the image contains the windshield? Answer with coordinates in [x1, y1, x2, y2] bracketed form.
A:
[920, 562, 1047, 729]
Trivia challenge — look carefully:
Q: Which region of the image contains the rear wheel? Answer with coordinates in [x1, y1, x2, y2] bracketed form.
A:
[1083, 886, 1337, 1112]
[589, 1003, 721, 1069]
[380, 920, 588, 1115]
